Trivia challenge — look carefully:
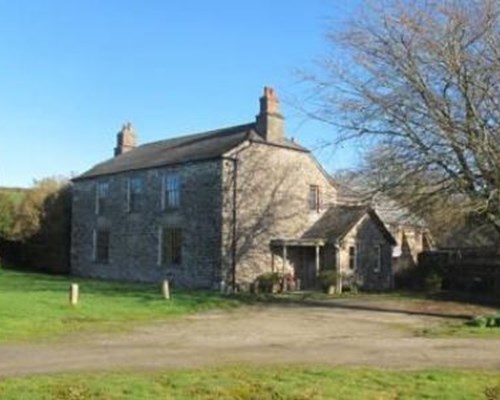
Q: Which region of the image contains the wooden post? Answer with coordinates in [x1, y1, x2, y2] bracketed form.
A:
[282, 245, 287, 274]
[162, 280, 170, 300]
[69, 283, 79, 306]
[315, 245, 321, 288]
[315, 245, 320, 276]
[335, 245, 342, 294]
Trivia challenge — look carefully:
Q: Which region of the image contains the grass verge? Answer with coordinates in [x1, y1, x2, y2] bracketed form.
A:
[419, 321, 500, 338]
[0, 366, 498, 400]
[0, 269, 241, 343]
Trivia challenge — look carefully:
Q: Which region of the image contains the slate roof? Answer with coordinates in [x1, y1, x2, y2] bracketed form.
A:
[371, 194, 426, 227]
[328, 175, 427, 227]
[302, 205, 396, 245]
[75, 123, 307, 180]
[331, 180, 365, 204]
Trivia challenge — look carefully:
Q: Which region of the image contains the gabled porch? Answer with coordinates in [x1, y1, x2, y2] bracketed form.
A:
[270, 238, 334, 290]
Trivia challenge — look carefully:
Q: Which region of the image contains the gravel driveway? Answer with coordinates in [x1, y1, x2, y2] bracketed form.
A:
[1, 299, 499, 377]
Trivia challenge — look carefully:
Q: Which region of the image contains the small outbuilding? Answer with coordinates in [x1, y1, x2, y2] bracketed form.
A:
[272, 205, 396, 291]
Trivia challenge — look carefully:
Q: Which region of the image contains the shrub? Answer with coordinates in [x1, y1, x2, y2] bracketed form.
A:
[255, 272, 282, 293]
[0, 192, 15, 240]
[467, 314, 500, 329]
[318, 270, 337, 292]
[424, 272, 442, 293]
[0, 179, 71, 274]
[348, 282, 359, 294]
[468, 316, 488, 328]
[417, 254, 447, 292]
[486, 316, 497, 328]
[394, 266, 419, 289]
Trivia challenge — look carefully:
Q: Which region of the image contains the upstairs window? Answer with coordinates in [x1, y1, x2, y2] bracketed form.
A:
[308, 185, 320, 211]
[96, 181, 109, 215]
[348, 246, 356, 270]
[93, 229, 110, 263]
[159, 227, 182, 266]
[127, 176, 144, 212]
[162, 174, 180, 209]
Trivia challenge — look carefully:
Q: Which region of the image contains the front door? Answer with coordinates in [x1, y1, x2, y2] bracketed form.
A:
[295, 248, 317, 289]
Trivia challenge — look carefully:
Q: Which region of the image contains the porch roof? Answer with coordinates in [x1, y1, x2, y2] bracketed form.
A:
[302, 205, 397, 246]
[271, 238, 325, 247]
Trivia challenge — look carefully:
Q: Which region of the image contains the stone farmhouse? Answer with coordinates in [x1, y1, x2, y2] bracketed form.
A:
[71, 87, 396, 291]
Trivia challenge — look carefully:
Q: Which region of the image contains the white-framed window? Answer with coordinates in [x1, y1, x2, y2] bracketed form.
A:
[374, 245, 382, 273]
[158, 227, 182, 266]
[308, 185, 320, 211]
[93, 229, 110, 263]
[348, 245, 356, 270]
[95, 181, 109, 215]
[127, 176, 144, 212]
[161, 174, 180, 210]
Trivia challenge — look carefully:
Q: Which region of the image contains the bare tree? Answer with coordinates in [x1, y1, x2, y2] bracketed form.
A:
[303, 0, 500, 233]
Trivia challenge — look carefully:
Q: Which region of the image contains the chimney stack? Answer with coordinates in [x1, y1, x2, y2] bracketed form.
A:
[255, 86, 285, 142]
[114, 122, 137, 156]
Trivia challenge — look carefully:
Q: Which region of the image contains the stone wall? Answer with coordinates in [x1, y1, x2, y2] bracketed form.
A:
[71, 160, 223, 288]
[221, 142, 338, 286]
[339, 216, 393, 290]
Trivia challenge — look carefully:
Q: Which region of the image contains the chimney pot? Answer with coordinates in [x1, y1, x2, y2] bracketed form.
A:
[255, 86, 285, 142]
[114, 122, 137, 156]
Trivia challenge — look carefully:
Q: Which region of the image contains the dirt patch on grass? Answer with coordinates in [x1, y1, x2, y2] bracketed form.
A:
[315, 295, 497, 318]
[0, 298, 499, 377]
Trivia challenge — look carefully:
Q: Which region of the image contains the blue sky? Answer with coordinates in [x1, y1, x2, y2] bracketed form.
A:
[0, 0, 363, 187]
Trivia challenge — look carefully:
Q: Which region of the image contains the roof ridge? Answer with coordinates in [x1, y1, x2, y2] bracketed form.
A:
[143, 122, 255, 150]
[74, 121, 307, 181]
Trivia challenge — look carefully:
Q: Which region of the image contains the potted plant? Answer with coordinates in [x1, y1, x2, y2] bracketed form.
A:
[318, 270, 338, 294]
[255, 272, 282, 293]
[282, 273, 295, 292]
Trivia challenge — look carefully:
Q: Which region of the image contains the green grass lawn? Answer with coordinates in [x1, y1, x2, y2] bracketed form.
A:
[0, 366, 498, 400]
[1, 268, 498, 342]
[420, 321, 500, 339]
[0, 269, 241, 343]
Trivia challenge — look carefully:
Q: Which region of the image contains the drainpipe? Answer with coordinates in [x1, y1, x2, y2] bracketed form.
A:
[221, 140, 251, 291]
[222, 156, 239, 291]
[230, 157, 238, 291]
